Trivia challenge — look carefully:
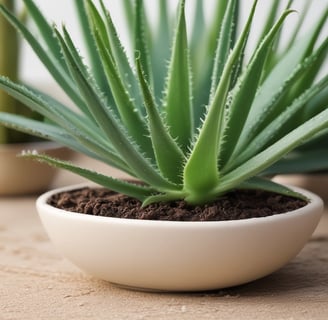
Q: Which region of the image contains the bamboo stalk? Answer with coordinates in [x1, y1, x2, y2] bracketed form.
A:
[0, 0, 19, 142]
[0, 0, 35, 143]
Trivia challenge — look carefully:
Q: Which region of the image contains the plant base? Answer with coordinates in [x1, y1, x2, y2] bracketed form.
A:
[47, 186, 307, 221]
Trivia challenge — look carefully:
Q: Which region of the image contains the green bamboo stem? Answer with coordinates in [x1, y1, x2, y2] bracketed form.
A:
[0, 0, 33, 143]
[0, 0, 18, 142]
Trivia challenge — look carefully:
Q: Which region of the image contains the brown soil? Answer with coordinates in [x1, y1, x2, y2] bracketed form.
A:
[47, 187, 307, 222]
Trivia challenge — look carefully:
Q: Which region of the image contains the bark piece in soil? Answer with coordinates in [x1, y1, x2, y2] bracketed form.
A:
[47, 187, 308, 222]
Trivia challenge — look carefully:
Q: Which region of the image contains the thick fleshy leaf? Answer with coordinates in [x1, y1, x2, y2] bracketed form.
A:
[134, 0, 152, 85]
[23, 0, 66, 70]
[75, 0, 110, 94]
[54, 28, 178, 191]
[228, 74, 328, 170]
[216, 108, 328, 194]
[0, 77, 134, 172]
[239, 10, 328, 147]
[303, 86, 328, 120]
[93, 29, 153, 158]
[22, 153, 154, 201]
[98, 0, 143, 110]
[220, 9, 294, 166]
[209, 0, 238, 100]
[238, 177, 307, 201]
[0, 4, 86, 113]
[164, 0, 193, 152]
[224, 38, 328, 172]
[264, 148, 328, 175]
[151, 0, 171, 102]
[229, 38, 328, 165]
[192, 0, 238, 126]
[284, 1, 321, 52]
[0, 112, 132, 174]
[86, 4, 153, 158]
[0, 77, 100, 141]
[136, 59, 185, 185]
[183, 0, 259, 199]
[122, 0, 134, 38]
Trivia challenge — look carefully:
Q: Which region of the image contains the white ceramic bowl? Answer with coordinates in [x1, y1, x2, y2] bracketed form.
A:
[36, 184, 323, 292]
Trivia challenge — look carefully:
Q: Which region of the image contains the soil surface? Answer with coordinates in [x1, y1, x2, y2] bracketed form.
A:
[47, 187, 307, 221]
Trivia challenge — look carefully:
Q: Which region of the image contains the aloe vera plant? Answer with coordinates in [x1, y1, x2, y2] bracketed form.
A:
[0, 0, 327, 205]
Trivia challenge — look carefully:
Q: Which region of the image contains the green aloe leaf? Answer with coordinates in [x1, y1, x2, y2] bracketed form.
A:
[122, 0, 134, 38]
[0, 3, 87, 114]
[61, 26, 93, 83]
[221, 9, 295, 166]
[0, 112, 98, 160]
[54, 27, 177, 191]
[151, 0, 171, 102]
[303, 86, 328, 120]
[134, 0, 152, 86]
[93, 30, 152, 156]
[183, 0, 259, 199]
[23, 0, 66, 71]
[98, 0, 143, 110]
[87, 8, 153, 158]
[264, 148, 328, 175]
[0, 112, 132, 173]
[206, 0, 232, 59]
[229, 74, 328, 170]
[209, 0, 238, 100]
[240, 10, 328, 146]
[22, 153, 154, 201]
[75, 0, 110, 94]
[0, 77, 98, 140]
[164, 0, 193, 152]
[190, 0, 205, 53]
[284, 1, 322, 53]
[192, 0, 240, 127]
[238, 177, 307, 201]
[224, 38, 328, 172]
[0, 79, 133, 172]
[216, 108, 328, 194]
[136, 58, 185, 185]
[255, 0, 280, 45]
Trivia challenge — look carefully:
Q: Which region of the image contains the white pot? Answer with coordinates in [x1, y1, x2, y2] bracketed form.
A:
[36, 184, 323, 292]
[0, 141, 73, 196]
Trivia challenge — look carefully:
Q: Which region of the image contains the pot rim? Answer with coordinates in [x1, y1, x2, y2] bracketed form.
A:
[36, 182, 324, 227]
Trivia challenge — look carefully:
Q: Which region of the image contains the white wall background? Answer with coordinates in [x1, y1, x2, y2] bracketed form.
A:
[20, 0, 327, 88]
